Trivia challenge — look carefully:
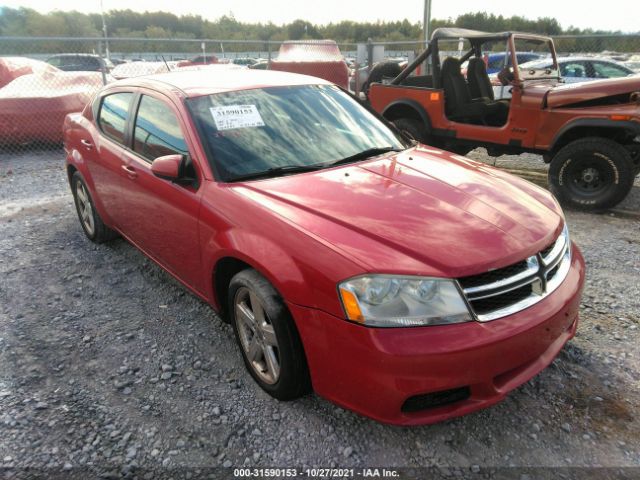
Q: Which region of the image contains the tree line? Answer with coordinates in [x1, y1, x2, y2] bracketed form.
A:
[0, 8, 637, 57]
[0, 8, 634, 42]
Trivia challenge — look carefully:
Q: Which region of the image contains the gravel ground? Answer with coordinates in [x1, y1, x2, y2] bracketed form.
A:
[0, 148, 639, 480]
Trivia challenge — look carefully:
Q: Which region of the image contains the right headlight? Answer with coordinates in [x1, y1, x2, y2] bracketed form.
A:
[338, 275, 472, 328]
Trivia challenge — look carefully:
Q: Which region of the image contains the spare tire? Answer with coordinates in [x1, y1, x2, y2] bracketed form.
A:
[363, 61, 403, 98]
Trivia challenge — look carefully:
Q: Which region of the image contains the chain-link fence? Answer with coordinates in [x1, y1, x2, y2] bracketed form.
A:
[0, 34, 638, 153]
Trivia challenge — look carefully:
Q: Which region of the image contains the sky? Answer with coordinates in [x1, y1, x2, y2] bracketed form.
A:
[1, 0, 637, 33]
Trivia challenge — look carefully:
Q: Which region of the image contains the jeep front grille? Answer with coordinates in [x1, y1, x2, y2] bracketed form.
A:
[458, 224, 571, 322]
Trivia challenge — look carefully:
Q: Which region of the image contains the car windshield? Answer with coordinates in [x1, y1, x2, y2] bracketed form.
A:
[187, 84, 408, 181]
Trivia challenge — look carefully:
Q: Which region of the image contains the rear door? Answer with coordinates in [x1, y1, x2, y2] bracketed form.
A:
[591, 61, 632, 79]
[88, 91, 137, 228]
[115, 91, 205, 292]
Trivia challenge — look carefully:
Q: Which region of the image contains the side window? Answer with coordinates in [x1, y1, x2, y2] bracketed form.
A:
[560, 62, 587, 78]
[488, 55, 508, 70]
[592, 62, 629, 78]
[133, 95, 188, 161]
[516, 54, 534, 64]
[98, 92, 134, 144]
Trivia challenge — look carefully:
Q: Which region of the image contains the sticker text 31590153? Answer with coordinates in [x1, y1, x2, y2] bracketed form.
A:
[210, 105, 265, 131]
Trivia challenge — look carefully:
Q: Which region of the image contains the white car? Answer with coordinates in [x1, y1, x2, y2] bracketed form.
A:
[492, 56, 636, 99]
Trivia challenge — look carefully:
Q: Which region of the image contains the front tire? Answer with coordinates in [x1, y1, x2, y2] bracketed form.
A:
[548, 137, 635, 211]
[71, 172, 118, 243]
[228, 269, 311, 400]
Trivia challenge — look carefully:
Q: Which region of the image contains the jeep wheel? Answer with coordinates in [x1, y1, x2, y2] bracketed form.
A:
[548, 137, 635, 211]
[392, 117, 432, 145]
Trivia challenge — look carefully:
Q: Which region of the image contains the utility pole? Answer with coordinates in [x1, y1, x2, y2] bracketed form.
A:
[422, 0, 432, 72]
[423, 0, 432, 44]
[100, 0, 110, 60]
[423, 0, 432, 43]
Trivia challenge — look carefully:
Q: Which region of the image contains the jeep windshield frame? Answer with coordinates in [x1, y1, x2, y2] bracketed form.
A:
[510, 34, 559, 83]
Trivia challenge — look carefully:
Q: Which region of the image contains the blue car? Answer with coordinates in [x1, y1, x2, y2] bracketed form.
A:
[485, 52, 545, 73]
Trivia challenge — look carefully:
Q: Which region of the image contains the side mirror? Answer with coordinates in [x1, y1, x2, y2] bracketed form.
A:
[151, 154, 183, 181]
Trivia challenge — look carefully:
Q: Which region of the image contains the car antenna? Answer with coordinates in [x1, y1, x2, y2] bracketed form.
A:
[161, 55, 171, 72]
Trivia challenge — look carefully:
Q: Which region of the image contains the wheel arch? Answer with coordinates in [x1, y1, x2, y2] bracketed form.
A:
[212, 256, 254, 322]
[549, 119, 640, 160]
[209, 244, 308, 323]
[66, 159, 116, 227]
[382, 99, 432, 132]
[66, 163, 78, 186]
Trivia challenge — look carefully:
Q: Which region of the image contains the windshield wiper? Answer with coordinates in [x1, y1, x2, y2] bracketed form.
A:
[227, 147, 404, 182]
[326, 146, 403, 167]
[227, 164, 324, 182]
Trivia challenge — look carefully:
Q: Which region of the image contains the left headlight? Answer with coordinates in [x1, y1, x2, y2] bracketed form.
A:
[338, 275, 472, 327]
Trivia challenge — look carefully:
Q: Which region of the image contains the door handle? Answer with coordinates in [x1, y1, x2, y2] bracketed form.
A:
[80, 139, 93, 149]
[121, 165, 138, 179]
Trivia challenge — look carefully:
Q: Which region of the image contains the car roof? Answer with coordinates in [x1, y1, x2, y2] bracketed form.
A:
[487, 52, 542, 57]
[49, 53, 100, 58]
[522, 56, 627, 67]
[557, 56, 623, 63]
[113, 68, 332, 97]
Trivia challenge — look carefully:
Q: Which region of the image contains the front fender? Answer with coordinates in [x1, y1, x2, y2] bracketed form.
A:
[198, 192, 364, 318]
[549, 118, 640, 152]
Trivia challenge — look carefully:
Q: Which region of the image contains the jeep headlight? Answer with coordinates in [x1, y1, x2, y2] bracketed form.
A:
[338, 275, 472, 327]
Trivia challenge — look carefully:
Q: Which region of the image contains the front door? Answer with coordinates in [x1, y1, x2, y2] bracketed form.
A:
[115, 92, 205, 294]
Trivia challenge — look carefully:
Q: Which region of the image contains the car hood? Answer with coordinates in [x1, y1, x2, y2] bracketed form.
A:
[547, 76, 640, 108]
[522, 76, 640, 108]
[231, 147, 564, 278]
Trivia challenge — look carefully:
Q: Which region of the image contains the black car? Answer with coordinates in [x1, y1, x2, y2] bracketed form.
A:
[232, 58, 257, 66]
[46, 54, 113, 72]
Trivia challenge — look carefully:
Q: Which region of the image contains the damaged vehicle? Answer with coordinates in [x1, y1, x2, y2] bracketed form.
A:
[368, 28, 640, 210]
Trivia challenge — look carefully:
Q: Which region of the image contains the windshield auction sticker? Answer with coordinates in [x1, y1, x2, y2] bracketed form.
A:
[210, 105, 265, 131]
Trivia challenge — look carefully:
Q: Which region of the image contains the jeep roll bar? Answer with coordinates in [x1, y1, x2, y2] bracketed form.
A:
[389, 28, 557, 89]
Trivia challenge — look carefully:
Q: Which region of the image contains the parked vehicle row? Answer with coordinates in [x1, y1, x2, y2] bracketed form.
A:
[0, 56, 253, 145]
[0, 57, 106, 144]
[46, 53, 114, 73]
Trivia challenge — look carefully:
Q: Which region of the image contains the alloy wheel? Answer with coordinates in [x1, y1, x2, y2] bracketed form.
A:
[76, 181, 95, 236]
[234, 286, 281, 385]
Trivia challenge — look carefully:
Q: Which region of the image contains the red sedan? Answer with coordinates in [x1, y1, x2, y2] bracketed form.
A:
[63, 69, 585, 425]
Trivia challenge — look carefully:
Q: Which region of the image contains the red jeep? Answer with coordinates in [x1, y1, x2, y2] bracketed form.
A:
[368, 28, 640, 210]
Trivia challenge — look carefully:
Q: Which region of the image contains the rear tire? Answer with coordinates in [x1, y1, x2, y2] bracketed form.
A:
[392, 117, 432, 146]
[71, 172, 118, 243]
[548, 137, 634, 211]
[228, 269, 311, 401]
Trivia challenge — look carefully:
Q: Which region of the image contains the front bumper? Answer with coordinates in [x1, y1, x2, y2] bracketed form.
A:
[288, 244, 585, 425]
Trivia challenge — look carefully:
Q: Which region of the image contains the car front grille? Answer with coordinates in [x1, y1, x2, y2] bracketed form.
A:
[458, 225, 572, 322]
